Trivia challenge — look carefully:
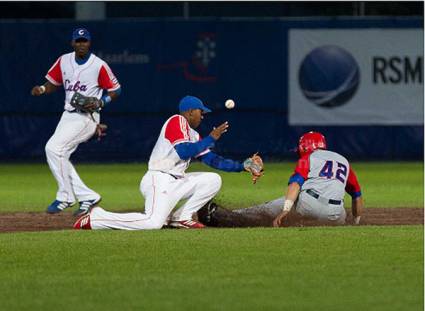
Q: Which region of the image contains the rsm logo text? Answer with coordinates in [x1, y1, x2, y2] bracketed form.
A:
[373, 56, 423, 84]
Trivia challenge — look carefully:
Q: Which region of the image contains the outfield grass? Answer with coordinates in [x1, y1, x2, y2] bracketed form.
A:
[0, 226, 422, 311]
[0, 162, 422, 212]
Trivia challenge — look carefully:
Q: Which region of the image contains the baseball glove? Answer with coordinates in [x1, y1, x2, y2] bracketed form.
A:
[70, 92, 104, 113]
[243, 153, 264, 184]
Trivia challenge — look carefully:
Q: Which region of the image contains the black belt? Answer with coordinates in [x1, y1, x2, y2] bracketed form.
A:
[306, 189, 342, 205]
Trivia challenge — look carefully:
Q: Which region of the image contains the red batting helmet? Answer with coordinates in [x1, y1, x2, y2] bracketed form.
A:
[298, 131, 327, 157]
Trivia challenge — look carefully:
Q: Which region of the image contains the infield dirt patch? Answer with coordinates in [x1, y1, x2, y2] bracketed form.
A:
[209, 207, 424, 228]
[0, 208, 423, 233]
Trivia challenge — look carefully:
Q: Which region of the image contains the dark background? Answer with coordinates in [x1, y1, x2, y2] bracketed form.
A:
[0, 2, 422, 19]
[0, 2, 423, 162]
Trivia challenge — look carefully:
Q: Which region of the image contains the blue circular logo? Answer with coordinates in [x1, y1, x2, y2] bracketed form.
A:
[298, 45, 360, 108]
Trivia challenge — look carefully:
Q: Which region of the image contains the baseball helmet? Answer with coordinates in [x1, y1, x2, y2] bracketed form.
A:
[298, 131, 327, 157]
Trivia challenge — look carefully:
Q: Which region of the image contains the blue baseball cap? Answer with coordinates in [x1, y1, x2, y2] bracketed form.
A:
[179, 96, 211, 113]
[72, 28, 91, 41]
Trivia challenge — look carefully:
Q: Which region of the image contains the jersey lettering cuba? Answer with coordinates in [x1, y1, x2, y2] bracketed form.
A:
[45, 52, 120, 111]
[148, 115, 210, 177]
[290, 149, 361, 201]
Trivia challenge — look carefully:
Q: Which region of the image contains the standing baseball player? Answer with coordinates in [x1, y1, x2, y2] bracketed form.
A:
[73, 95, 263, 230]
[31, 28, 121, 216]
[272, 131, 363, 226]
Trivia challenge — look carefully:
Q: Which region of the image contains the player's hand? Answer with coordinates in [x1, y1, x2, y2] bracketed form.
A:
[353, 216, 361, 225]
[31, 85, 45, 96]
[273, 212, 287, 227]
[210, 121, 229, 140]
[95, 123, 108, 141]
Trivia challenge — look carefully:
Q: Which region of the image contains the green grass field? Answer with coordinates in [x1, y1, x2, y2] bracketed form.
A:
[0, 162, 423, 310]
[0, 162, 423, 212]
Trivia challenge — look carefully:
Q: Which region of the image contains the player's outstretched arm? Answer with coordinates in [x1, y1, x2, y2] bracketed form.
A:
[201, 152, 244, 172]
[345, 167, 363, 225]
[174, 122, 228, 161]
[273, 182, 300, 227]
[31, 81, 57, 96]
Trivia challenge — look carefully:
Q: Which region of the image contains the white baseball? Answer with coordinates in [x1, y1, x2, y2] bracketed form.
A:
[225, 99, 235, 109]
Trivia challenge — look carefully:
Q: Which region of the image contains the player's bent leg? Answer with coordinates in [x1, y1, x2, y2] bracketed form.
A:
[66, 117, 99, 214]
[89, 206, 169, 230]
[197, 197, 287, 227]
[327, 205, 346, 224]
[171, 172, 222, 222]
[89, 178, 176, 230]
[70, 164, 100, 201]
[45, 112, 95, 202]
[88, 172, 183, 230]
[233, 197, 285, 216]
[296, 192, 346, 226]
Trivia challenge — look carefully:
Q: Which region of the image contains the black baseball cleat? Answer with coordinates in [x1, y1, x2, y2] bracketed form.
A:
[197, 201, 218, 226]
[73, 197, 102, 217]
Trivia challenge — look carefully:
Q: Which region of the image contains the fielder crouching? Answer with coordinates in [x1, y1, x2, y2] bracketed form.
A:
[74, 96, 262, 230]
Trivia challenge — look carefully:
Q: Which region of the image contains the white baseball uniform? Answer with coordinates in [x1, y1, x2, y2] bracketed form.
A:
[45, 52, 120, 203]
[290, 149, 361, 223]
[89, 114, 222, 230]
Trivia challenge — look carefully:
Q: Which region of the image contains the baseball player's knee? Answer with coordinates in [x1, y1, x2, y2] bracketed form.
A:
[208, 172, 222, 191]
[45, 140, 69, 157]
[337, 208, 347, 224]
[146, 219, 165, 230]
[45, 141, 59, 156]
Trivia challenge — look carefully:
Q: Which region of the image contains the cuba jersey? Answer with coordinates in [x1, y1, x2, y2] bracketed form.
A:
[148, 115, 210, 177]
[45, 52, 120, 111]
[290, 150, 361, 201]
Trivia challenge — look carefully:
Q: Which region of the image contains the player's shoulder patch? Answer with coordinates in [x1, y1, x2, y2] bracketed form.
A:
[167, 114, 183, 124]
[165, 115, 190, 144]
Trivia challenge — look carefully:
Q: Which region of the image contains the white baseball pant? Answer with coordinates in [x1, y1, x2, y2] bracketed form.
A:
[233, 195, 345, 224]
[296, 190, 346, 224]
[45, 110, 101, 203]
[89, 171, 222, 230]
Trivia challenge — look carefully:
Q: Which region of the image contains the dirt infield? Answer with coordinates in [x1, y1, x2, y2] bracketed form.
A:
[0, 207, 423, 233]
[208, 207, 424, 228]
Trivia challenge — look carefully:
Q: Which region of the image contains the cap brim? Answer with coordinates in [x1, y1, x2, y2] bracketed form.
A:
[202, 107, 212, 113]
[73, 36, 90, 41]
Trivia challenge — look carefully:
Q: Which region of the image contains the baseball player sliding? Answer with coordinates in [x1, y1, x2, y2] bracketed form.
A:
[74, 95, 263, 230]
[273, 131, 363, 226]
[31, 28, 121, 217]
[198, 131, 364, 227]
